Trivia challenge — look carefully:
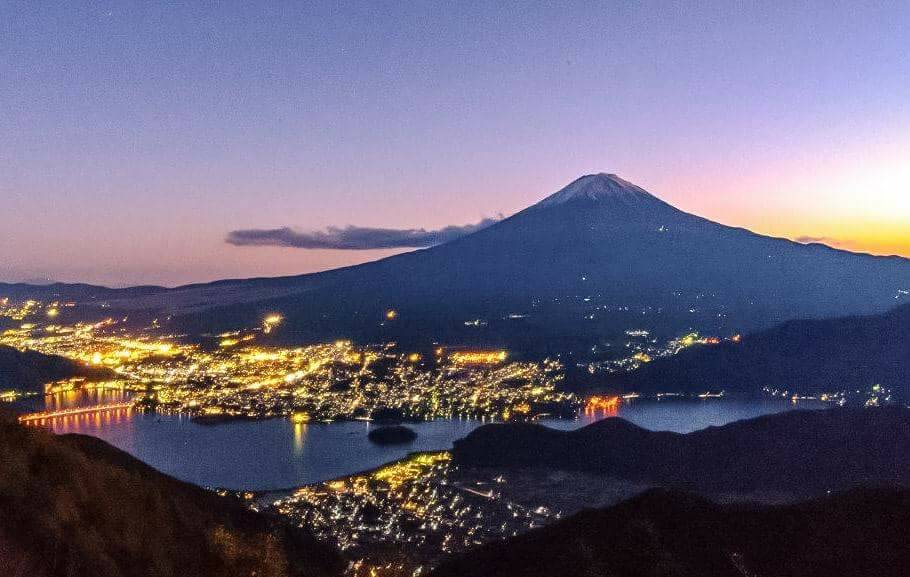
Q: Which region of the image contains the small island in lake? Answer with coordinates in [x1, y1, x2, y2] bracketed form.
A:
[368, 425, 418, 445]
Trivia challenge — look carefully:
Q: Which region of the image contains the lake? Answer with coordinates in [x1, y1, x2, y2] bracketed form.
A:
[20, 390, 826, 490]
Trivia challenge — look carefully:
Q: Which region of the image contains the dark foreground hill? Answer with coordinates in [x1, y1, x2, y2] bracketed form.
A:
[0, 414, 343, 577]
[432, 488, 910, 577]
[453, 408, 910, 496]
[0, 345, 116, 392]
[606, 303, 910, 399]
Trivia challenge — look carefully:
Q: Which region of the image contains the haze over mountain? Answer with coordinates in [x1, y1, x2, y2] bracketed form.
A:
[7, 174, 910, 354]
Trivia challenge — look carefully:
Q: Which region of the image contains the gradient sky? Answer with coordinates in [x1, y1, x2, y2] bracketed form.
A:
[2, 2, 908, 287]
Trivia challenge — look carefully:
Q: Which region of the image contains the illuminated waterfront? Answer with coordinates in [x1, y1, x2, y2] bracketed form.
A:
[19, 390, 823, 490]
[1, 297, 827, 489]
[2, 298, 831, 575]
[1, 300, 576, 423]
[263, 396, 830, 576]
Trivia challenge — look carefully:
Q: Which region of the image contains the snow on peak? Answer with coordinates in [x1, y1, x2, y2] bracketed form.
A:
[539, 173, 655, 207]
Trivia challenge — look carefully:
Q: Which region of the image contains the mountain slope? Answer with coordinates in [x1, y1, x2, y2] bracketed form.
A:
[0, 413, 343, 577]
[452, 407, 910, 496]
[169, 174, 910, 350]
[605, 303, 910, 399]
[16, 174, 909, 353]
[0, 345, 116, 392]
[432, 488, 910, 577]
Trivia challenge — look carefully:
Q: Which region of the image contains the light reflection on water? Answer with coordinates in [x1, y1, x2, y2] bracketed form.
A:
[545, 397, 826, 433]
[293, 422, 307, 456]
[24, 390, 825, 490]
[43, 388, 132, 412]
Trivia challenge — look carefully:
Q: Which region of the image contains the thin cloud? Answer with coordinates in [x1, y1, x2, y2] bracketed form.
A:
[795, 235, 857, 250]
[795, 236, 832, 244]
[226, 217, 500, 250]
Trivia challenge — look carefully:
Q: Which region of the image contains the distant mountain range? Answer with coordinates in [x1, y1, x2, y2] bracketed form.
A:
[432, 487, 910, 577]
[5, 174, 910, 355]
[452, 407, 910, 497]
[604, 303, 910, 399]
[0, 282, 165, 301]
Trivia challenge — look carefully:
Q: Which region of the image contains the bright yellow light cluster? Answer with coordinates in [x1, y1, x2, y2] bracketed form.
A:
[262, 313, 283, 334]
[371, 452, 450, 490]
[678, 333, 700, 348]
[449, 350, 508, 364]
[43, 378, 128, 395]
[0, 299, 40, 320]
[1, 307, 573, 424]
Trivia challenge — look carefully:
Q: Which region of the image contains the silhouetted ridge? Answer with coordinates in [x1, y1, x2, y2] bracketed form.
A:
[432, 487, 910, 577]
[0, 345, 116, 392]
[607, 303, 910, 399]
[452, 407, 910, 496]
[0, 415, 343, 577]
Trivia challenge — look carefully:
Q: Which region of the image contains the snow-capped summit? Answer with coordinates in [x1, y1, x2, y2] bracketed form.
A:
[150, 171, 909, 358]
[538, 173, 656, 207]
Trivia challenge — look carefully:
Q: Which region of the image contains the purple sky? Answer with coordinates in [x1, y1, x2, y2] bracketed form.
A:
[2, 2, 908, 287]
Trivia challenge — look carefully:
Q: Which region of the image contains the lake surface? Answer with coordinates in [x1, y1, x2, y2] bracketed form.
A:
[20, 391, 826, 490]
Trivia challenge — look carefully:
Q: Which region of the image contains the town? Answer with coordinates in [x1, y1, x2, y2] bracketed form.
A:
[1, 298, 578, 423]
[261, 452, 561, 576]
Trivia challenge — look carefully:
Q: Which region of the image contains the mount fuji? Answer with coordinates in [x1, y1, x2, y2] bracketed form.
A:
[29, 173, 910, 355]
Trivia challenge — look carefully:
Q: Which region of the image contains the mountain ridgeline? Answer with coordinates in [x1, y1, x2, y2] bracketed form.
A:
[452, 407, 910, 497]
[432, 487, 910, 577]
[0, 345, 116, 392]
[605, 303, 910, 399]
[8, 174, 910, 354]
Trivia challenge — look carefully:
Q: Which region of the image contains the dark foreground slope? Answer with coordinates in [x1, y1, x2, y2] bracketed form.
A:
[433, 488, 910, 577]
[607, 304, 910, 399]
[0, 345, 116, 392]
[0, 414, 343, 577]
[453, 408, 910, 496]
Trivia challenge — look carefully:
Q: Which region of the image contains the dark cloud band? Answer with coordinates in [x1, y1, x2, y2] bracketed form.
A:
[226, 218, 500, 250]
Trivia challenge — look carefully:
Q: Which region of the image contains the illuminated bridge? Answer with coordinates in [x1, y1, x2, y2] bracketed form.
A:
[18, 402, 134, 423]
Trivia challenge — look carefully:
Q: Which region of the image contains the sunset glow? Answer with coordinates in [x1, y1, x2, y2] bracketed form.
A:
[2, 3, 908, 286]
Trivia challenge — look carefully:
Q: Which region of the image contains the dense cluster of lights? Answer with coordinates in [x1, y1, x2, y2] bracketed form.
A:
[0, 298, 577, 423]
[270, 452, 556, 576]
[584, 395, 620, 413]
[448, 350, 508, 365]
[585, 330, 741, 376]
